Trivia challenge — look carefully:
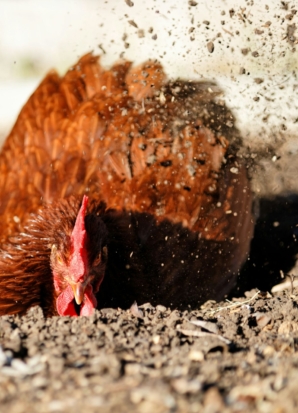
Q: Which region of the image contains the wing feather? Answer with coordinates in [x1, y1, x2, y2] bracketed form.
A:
[0, 52, 253, 261]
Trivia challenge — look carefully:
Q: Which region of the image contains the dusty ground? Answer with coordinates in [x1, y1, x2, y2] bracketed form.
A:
[1, 286, 298, 413]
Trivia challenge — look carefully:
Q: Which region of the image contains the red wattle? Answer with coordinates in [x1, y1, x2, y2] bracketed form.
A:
[80, 285, 97, 316]
[56, 284, 97, 316]
[56, 285, 78, 316]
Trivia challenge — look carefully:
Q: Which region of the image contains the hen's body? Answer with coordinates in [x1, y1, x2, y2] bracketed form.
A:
[0, 53, 254, 316]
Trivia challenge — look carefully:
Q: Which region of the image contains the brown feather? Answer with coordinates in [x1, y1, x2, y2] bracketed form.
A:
[0, 53, 254, 315]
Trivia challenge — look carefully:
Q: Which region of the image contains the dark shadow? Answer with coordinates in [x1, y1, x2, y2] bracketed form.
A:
[98, 209, 251, 310]
[232, 194, 298, 297]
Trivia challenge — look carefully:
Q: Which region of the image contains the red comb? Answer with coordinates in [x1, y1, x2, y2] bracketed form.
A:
[69, 195, 88, 282]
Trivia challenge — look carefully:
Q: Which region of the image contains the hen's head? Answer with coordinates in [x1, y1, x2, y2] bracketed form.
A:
[50, 196, 108, 316]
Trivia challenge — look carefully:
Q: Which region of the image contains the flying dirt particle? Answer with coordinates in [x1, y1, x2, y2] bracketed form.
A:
[128, 20, 138, 28]
[207, 41, 214, 53]
[241, 48, 249, 55]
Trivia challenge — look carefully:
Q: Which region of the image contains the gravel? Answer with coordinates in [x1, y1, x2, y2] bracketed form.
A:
[1, 287, 298, 413]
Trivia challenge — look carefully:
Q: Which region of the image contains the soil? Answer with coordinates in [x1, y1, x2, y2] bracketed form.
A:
[1, 286, 298, 413]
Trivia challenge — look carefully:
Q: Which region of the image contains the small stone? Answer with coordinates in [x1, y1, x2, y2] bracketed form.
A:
[130, 302, 144, 318]
[204, 387, 225, 410]
[190, 319, 219, 334]
[171, 377, 202, 394]
[253, 312, 271, 329]
[263, 346, 275, 356]
[230, 167, 239, 174]
[156, 305, 167, 313]
[188, 349, 204, 361]
[32, 376, 48, 388]
[125, 363, 141, 375]
[100, 308, 118, 317]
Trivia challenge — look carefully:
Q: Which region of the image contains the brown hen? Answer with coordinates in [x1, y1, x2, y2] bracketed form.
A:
[0, 53, 254, 316]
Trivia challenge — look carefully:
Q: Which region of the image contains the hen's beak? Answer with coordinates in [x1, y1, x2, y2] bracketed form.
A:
[71, 282, 86, 305]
